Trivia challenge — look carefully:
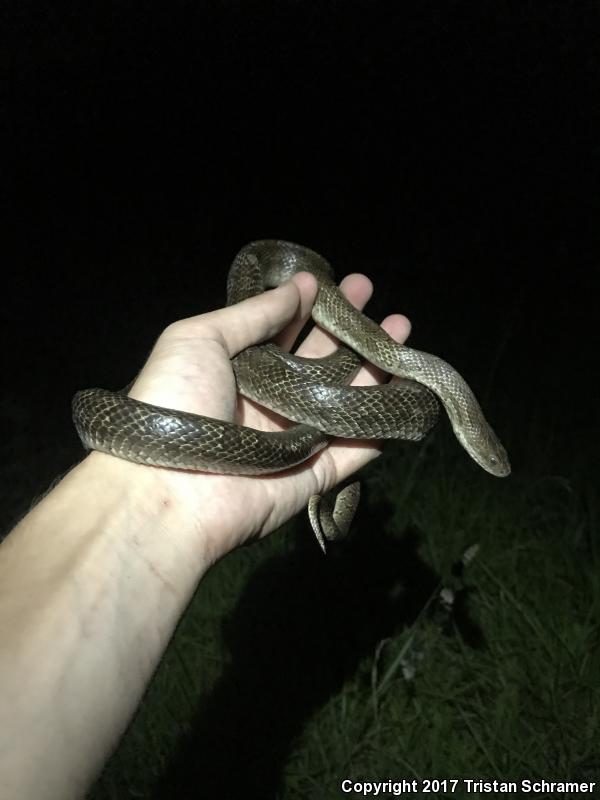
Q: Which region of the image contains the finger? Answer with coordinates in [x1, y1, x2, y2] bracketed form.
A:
[294, 274, 374, 358]
[261, 304, 414, 532]
[349, 313, 412, 386]
[198, 272, 318, 357]
[313, 312, 413, 485]
[273, 272, 321, 352]
[319, 438, 383, 487]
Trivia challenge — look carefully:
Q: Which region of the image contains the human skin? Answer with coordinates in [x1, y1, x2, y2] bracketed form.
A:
[0, 270, 411, 800]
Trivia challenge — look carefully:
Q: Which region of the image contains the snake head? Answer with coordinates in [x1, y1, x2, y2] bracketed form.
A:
[483, 447, 511, 477]
[463, 424, 511, 477]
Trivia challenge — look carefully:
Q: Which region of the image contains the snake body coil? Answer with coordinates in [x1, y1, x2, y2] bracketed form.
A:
[73, 240, 510, 547]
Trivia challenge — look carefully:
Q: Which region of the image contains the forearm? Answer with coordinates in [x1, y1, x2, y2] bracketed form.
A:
[0, 452, 217, 800]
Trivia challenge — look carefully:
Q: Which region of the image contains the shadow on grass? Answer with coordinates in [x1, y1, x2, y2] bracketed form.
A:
[152, 486, 483, 799]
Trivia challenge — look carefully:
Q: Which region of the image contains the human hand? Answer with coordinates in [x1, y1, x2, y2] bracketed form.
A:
[121, 270, 412, 560]
[0, 266, 412, 800]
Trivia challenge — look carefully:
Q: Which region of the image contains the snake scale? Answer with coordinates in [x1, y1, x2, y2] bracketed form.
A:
[73, 240, 510, 550]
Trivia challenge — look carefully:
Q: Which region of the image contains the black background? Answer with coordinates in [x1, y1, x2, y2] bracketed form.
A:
[3, 4, 598, 524]
[2, 3, 600, 796]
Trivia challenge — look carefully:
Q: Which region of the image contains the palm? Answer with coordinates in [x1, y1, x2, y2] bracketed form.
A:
[127, 272, 411, 549]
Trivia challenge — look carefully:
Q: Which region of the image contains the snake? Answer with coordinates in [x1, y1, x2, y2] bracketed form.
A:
[72, 240, 510, 550]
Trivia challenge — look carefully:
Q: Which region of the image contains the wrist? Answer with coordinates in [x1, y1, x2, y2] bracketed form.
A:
[70, 451, 219, 567]
[74, 450, 243, 567]
[0, 451, 229, 799]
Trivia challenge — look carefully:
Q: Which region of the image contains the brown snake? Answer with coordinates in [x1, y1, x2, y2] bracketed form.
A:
[73, 240, 510, 550]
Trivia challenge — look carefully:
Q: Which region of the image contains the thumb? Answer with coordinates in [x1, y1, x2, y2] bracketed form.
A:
[202, 272, 318, 356]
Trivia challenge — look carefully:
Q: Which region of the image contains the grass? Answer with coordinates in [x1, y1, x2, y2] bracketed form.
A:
[85, 409, 600, 799]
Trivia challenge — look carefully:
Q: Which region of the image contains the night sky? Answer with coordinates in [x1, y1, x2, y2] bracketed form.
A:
[3, 3, 598, 525]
